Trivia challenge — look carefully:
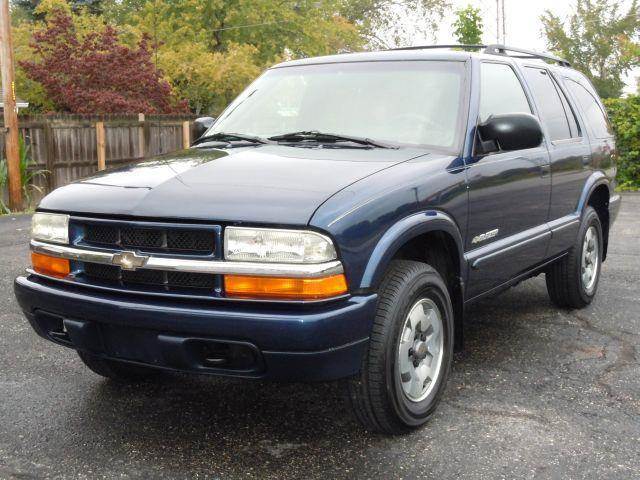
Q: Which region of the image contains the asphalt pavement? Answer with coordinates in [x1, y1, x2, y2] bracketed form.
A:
[1, 195, 639, 479]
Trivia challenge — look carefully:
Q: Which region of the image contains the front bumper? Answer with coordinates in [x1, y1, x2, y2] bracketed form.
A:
[14, 275, 377, 381]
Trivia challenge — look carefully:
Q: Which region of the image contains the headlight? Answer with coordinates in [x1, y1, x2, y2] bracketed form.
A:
[224, 227, 337, 264]
[31, 213, 70, 244]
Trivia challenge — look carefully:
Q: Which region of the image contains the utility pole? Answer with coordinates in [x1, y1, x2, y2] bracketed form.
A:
[496, 0, 500, 43]
[501, 0, 506, 44]
[0, 0, 22, 211]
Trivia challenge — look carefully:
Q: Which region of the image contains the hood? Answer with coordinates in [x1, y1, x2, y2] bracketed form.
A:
[39, 144, 429, 225]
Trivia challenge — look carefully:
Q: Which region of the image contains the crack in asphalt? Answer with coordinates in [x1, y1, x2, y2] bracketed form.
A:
[443, 400, 552, 425]
[562, 310, 638, 407]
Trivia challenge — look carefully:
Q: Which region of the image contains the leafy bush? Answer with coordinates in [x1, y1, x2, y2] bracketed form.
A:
[604, 95, 640, 190]
[0, 157, 7, 213]
[0, 134, 47, 213]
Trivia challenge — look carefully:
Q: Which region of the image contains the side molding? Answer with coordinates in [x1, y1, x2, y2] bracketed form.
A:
[359, 210, 465, 290]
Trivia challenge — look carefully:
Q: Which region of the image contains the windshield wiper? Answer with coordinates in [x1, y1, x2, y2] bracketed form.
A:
[268, 131, 396, 149]
[192, 132, 269, 146]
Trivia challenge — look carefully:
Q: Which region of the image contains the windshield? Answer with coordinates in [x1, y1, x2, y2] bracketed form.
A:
[208, 60, 466, 151]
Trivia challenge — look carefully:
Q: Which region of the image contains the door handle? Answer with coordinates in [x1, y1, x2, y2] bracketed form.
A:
[540, 164, 551, 177]
[582, 155, 590, 166]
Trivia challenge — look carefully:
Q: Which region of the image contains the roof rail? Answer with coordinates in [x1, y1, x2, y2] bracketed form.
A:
[391, 44, 486, 51]
[390, 44, 571, 67]
[483, 44, 571, 67]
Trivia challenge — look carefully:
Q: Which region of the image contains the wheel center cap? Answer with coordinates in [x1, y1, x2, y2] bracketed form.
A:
[413, 341, 428, 361]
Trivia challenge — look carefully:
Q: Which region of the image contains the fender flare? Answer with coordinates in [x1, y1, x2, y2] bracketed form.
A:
[359, 210, 465, 290]
[576, 171, 610, 217]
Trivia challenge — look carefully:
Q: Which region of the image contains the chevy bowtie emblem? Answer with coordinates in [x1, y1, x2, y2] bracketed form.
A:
[112, 251, 149, 271]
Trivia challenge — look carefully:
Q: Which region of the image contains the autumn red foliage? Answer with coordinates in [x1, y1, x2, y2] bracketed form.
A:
[20, 11, 187, 114]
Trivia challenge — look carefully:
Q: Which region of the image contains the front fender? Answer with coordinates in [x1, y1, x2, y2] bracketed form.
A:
[359, 210, 465, 290]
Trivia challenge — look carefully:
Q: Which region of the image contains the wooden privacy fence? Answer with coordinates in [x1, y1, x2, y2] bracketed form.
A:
[1, 113, 198, 202]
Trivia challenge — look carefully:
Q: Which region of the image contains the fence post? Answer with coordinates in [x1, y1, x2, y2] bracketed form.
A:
[143, 115, 151, 157]
[43, 122, 56, 192]
[138, 113, 145, 158]
[182, 120, 190, 149]
[95, 121, 106, 170]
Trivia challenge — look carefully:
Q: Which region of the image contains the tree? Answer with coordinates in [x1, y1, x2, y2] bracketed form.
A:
[160, 42, 261, 114]
[11, 0, 106, 19]
[452, 5, 483, 45]
[19, 9, 186, 113]
[541, 0, 640, 98]
[122, 0, 363, 114]
[339, 0, 450, 48]
[128, 0, 363, 62]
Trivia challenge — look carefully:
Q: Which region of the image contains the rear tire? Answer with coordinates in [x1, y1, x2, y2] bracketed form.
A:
[347, 260, 454, 434]
[546, 206, 603, 309]
[77, 351, 160, 382]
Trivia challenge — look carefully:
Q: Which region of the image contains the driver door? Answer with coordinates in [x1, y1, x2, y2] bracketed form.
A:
[464, 61, 551, 299]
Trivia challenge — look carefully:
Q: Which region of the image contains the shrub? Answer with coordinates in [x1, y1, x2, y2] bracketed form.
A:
[0, 134, 47, 213]
[604, 95, 640, 190]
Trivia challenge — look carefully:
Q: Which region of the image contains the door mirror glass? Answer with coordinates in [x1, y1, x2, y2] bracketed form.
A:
[477, 113, 543, 153]
[193, 117, 216, 140]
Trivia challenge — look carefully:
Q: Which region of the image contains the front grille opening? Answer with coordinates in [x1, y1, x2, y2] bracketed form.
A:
[167, 271, 217, 289]
[121, 227, 163, 249]
[78, 222, 216, 256]
[82, 262, 218, 293]
[85, 263, 120, 281]
[85, 224, 118, 245]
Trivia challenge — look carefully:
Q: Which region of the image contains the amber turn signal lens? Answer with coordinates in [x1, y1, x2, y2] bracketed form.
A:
[31, 252, 70, 278]
[225, 274, 348, 300]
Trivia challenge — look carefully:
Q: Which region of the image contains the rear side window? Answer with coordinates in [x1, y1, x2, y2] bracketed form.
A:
[565, 79, 612, 138]
[479, 63, 531, 122]
[523, 67, 573, 141]
[556, 81, 581, 138]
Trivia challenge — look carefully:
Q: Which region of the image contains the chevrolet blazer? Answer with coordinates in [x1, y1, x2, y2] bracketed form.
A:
[14, 45, 621, 434]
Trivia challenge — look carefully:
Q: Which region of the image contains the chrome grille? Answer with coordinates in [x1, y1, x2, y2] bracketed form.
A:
[70, 217, 222, 296]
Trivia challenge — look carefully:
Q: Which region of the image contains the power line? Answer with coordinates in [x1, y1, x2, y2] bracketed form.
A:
[208, 19, 292, 33]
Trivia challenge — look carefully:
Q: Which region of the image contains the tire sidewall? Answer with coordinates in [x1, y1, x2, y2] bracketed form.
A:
[576, 207, 603, 304]
[383, 269, 454, 426]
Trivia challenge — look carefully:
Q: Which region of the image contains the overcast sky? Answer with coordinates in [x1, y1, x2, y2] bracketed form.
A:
[423, 0, 639, 94]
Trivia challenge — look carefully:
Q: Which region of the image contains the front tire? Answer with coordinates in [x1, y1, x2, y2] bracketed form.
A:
[347, 260, 454, 434]
[546, 206, 603, 309]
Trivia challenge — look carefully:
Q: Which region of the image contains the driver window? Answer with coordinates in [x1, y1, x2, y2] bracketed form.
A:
[479, 63, 532, 122]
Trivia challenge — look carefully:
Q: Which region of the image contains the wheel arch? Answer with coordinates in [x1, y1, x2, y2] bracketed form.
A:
[359, 210, 466, 349]
[577, 173, 611, 261]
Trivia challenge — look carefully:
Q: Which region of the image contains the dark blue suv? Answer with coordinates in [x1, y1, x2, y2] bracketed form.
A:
[14, 45, 621, 434]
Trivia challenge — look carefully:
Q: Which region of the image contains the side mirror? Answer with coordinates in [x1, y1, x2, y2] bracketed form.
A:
[477, 113, 543, 153]
[193, 116, 216, 140]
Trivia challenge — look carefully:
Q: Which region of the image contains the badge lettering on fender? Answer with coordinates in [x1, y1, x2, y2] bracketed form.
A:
[472, 228, 499, 244]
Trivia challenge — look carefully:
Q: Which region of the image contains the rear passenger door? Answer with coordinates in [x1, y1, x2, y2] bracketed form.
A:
[521, 66, 590, 257]
[563, 76, 617, 188]
[464, 62, 551, 299]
